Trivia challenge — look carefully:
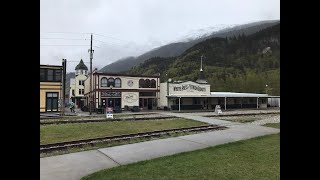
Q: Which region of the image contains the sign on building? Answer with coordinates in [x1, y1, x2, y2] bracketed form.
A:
[101, 92, 121, 97]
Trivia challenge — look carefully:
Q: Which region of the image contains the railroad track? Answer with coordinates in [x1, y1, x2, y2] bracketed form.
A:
[40, 116, 175, 125]
[203, 112, 279, 117]
[40, 124, 226, 153]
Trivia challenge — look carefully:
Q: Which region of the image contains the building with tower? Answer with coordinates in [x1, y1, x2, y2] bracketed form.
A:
[159, 56, 278, 111]
[69, 59, 89, 108]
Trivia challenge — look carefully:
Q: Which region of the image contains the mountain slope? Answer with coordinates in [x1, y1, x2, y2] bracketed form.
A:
[100, 20, 279, 73]
[129, 23, 280, 95]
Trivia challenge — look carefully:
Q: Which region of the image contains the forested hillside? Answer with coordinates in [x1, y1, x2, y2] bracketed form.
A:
[130, 24, 280, 95]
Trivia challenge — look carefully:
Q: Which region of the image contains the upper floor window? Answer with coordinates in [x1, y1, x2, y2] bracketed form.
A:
[79, 80, 84, 86]
[139, 79, 145, 88]
[115, 78, 121, 88]
[145, 79, 150, 88]
[101, 78, 107, 87]
[108, 78, 115, 87]
[80, 70, 83, 74]
[40, 68, 61, 82]
[79, 89, 84, 95]
[150, 79, 156, 88]
[47, 70, 54, 81]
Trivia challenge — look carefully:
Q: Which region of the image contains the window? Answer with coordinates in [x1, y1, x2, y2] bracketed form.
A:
[79, 80, 84, 86]
[145, 79, 150, 88]
[72, 90, 75, 96]
[80, 70, 83, 74]
[79, 89, 84, 95]
[54, 70, 61, 82]
[150, 79, 156, 88]
[101, 78, 107, 87]
[40, 69, 46, 81]
[115, 78, 121, 88]
[40, 68, 61, 82]
[108, 78, 115, 87]
[139, 79, 145, 88]
[47, 70, 54, 81]
[193, 98, 201, 105]
[139, 92, 156, 97]
[175, 98, 183, 105]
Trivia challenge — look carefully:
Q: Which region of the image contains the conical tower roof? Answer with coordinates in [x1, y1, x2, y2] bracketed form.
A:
[196, 55, 208, 84]
[75, 59, 88, 70]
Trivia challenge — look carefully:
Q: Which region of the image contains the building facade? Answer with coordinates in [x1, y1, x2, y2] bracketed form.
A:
[40, 65, 62, 112]
[84, 71, 160, 110]
[159, 58, 273, 111]
[69, 59, 88, 108]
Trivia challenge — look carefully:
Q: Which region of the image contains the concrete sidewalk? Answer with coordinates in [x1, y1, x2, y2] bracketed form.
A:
[40, 115, 280, 180]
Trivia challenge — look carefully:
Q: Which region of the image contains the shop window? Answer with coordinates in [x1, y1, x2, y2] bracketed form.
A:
[115, 78, 121, 88]
[145, 79, 150, 88]
[101, 78, 107, 87]
[150, 79, 156, 88]
[108, 78, 115, 87]
[139, 79, 145, 88]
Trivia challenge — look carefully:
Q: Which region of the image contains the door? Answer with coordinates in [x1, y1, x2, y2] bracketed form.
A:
[46, 92, 59, 112]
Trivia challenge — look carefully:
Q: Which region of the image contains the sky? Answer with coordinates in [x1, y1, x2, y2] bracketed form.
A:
[40, 0, 280, 73]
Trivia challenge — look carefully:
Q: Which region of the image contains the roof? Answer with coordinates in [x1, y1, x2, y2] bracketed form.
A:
[75, 59, 88, 70]
[93, 72, 160, 78]
[196, 70, 208, 84]
[167, 92, 280, 98]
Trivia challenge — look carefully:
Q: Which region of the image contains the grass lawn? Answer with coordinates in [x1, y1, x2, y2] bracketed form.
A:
[40, 118, 207, 144]
[82, 133, 280, 180]
[263, 123, 280, 129]
[220, 117, 259, 123]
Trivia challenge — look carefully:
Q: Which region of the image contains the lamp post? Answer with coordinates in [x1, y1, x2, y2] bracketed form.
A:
[110, 84, 113, 109]
[166, 75, 172, 110]
[265, 84, 268, 95]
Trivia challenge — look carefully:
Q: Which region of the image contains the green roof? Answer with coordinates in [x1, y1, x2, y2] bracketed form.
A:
[75, 59, 88, 70]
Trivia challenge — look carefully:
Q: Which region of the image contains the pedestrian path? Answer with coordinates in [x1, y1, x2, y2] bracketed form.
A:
[40, 113, 280, 180]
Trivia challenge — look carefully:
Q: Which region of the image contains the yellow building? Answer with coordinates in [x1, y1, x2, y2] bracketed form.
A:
[40, 64, 62, 112]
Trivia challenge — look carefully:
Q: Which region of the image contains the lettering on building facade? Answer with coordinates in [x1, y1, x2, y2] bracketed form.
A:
[101, 92, 121, 97]
[173, 84, 206, 92]
[123, 93, 138, 103]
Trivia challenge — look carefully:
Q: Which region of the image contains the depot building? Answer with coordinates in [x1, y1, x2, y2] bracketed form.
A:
[159, 63, 280, 111]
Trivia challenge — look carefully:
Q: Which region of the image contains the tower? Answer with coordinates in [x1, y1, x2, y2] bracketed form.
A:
[196, 55, 208, 84]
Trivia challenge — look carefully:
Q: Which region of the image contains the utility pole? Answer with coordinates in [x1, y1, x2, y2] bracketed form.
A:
[61, 59, 67, 116]
[88, 34, 94, 115]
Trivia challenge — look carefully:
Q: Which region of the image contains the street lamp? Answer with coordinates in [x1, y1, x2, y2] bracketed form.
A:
[265, 84, 268, 95]
[167, 77, 172, 110]
[110, 84, 113, 108]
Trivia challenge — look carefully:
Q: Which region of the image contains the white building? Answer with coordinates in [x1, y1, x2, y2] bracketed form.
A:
[159, 58, 279, 111]
[69, 59, 88, 108]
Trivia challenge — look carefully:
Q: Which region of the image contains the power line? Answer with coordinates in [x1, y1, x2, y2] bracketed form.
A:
[40, 32, 91, 35]
[40, 45, 100, 48]
[40, 37, 89, 40]
[93, 33, 130, 43]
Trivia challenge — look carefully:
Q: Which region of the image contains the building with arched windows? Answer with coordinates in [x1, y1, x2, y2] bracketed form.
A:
[84, 71, 160, 110]
[69, 59, 88, 108]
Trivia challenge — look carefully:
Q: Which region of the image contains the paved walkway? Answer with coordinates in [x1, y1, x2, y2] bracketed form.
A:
[40, 113, 280, 180]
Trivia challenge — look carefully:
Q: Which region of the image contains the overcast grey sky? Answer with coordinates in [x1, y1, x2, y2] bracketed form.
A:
[40, 0, 280, 72]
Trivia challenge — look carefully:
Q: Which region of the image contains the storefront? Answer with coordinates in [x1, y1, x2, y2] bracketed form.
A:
[84, 71, 160, 111]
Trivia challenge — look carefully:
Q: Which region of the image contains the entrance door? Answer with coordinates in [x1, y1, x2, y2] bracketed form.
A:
[46, 92, 59, 112]
[108, 98, 114, 108]
[147, 98, 153, 110]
